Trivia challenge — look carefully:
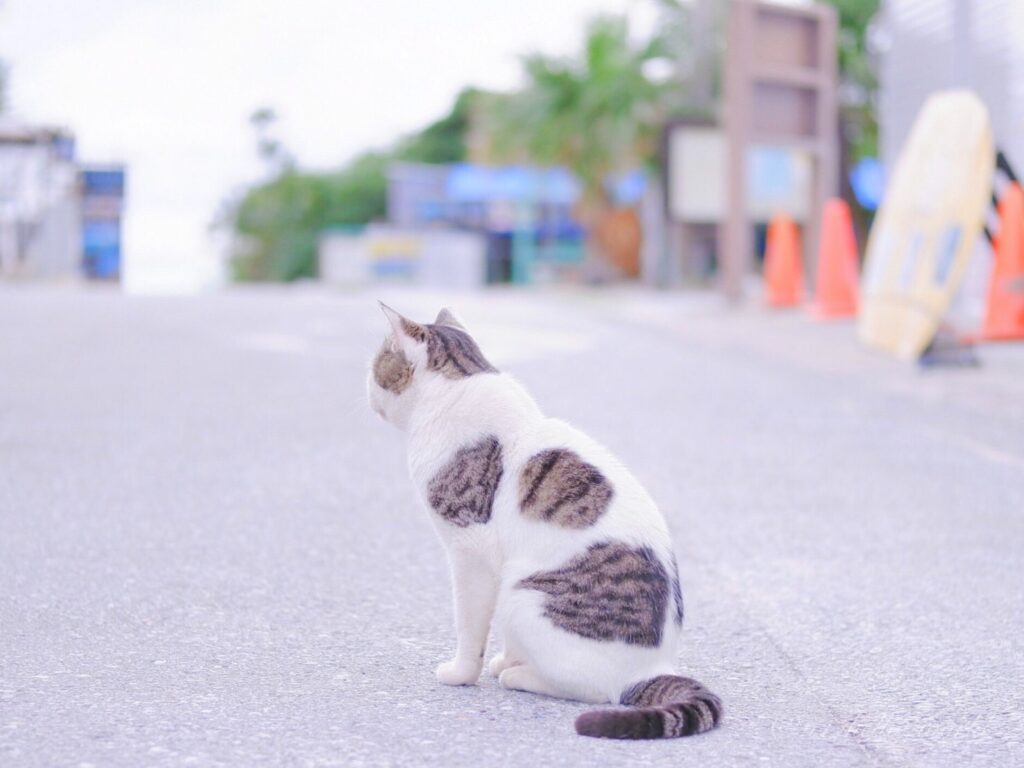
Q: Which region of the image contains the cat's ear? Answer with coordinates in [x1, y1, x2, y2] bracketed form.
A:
[379, 302, 427, 353]
[434, 307, 467, 331]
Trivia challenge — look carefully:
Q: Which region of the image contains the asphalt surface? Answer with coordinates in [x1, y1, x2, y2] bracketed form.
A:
[1, 285, 1023, 767]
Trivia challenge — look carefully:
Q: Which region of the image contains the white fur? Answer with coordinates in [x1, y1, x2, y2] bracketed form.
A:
[367, 308, 681, 704]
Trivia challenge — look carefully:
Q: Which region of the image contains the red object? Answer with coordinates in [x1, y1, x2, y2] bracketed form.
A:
[981, 182, 1024, 341]
[764, 214, 804, 307]
[808, 198, 860, 319]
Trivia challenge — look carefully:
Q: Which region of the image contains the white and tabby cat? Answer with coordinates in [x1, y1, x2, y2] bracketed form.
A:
[367, 304, 722, 739]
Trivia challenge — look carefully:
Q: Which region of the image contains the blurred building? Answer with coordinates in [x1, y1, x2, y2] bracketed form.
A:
[0, 119, 79, 278]
[321, 161, 646, 288]
[0, 119, 126, 281]
[879, 0, 1024, 172]
[319, 224, 488, 290]
[387, 162, 585, 284]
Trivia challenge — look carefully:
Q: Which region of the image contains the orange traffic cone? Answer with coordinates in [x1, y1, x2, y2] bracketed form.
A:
[764, 214, 803, 307]
[981, 181, 1024, 340]
[809, 199, 860, 319]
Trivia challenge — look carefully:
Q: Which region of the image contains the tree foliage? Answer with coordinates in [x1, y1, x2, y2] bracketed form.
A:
[230, 153, 389, 281]
[823, 0, 881, 160]
[226, 3, 883, 281]
[395, 88, 477, 164]
[489, 16, 669, 202]
[227, 90, 477, 281]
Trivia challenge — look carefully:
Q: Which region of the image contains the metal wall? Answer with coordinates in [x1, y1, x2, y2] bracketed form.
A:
[880, 0, 1024, 172]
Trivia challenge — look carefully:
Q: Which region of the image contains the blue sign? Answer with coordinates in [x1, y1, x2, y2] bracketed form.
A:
[80, 166, 126, 279]
[850, 158, 884, 211]
[83, 220, 121, 279]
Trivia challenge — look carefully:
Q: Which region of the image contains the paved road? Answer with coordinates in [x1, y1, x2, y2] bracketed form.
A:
[2, 286, 1022, 767]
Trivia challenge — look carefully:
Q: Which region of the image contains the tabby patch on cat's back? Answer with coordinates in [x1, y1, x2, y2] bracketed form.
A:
[517, 540, 671, 647]
[519, 448, 613, 528]
[428, 435, 504, 527]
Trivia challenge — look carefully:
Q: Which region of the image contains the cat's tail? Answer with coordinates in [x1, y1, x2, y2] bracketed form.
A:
[574, 674, 722, 739]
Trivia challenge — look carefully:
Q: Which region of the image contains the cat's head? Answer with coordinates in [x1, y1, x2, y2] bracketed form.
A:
[367, 303, 497, 428]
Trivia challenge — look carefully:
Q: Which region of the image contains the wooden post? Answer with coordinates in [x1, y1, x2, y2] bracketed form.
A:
[723, 0, 839, 300]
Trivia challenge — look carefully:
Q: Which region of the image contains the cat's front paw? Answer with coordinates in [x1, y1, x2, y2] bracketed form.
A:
[435, 658, 482, 686]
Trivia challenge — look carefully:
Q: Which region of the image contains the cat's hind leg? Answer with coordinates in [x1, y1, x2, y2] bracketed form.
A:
[500, 591, 622, 704]
[498, 665, 564, 698]
[488, 652, 523, 677]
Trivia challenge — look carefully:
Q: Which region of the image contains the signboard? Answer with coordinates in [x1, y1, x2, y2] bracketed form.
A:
[666, 126, 811, 224]
[668, 126, 725, 223]
[723, 0, 838, 298]
[80, 166, 125, 280]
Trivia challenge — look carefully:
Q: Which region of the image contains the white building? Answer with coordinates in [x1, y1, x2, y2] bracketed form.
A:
[878, 0, 1024, 173]
[0, 119, 80, 278]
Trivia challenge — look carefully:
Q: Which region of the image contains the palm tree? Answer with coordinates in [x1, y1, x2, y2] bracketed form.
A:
[488, 15, 672, 274]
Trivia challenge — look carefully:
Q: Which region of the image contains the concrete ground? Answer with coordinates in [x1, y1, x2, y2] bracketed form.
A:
[1, 285, 1022, 767]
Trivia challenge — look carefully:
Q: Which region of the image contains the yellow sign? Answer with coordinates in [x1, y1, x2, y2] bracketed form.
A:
[859, 91, 994, 359]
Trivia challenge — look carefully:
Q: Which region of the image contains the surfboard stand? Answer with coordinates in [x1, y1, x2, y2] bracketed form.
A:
[918, 325, 980, 368]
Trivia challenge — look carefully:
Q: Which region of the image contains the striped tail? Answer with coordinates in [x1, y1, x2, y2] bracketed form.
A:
[575, 675, 723, 739]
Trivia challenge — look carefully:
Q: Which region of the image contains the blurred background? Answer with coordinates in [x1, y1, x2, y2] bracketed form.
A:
[2, 0, 1019, 324]
[0, 0, 887, 296]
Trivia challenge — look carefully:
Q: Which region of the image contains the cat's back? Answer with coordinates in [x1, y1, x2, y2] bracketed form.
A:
[496, 415, 673, 559]
[407, 372, 672, 559]
[406, 372, 540, 477]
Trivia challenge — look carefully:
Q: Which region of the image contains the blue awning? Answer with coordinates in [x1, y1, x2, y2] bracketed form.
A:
[446, 164, 581, 205]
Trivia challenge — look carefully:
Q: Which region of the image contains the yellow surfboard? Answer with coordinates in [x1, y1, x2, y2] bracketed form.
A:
[859, 91, 994, 359]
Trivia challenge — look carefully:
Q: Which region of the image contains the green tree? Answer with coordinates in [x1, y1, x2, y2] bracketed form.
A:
[228, 154, 392, 282]
[490, 15, 668, 202]
[249, 107, 294, 172]
[230, 170, 324, 281]
[486, 14, 671, 273]
[226, 90, 479, 281]
[823, 0, 881, 161]
[820, 0, 880, 240]
[396, 88, 479, 164]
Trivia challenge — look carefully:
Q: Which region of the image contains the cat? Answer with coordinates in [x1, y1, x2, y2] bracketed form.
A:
[367, 303, 722, 739]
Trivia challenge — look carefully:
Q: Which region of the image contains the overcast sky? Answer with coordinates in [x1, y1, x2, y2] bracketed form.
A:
[0, 0, 655, 291]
